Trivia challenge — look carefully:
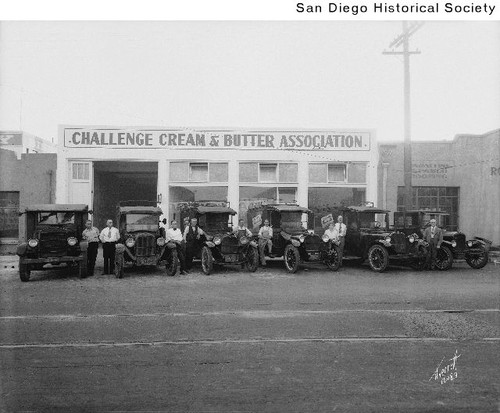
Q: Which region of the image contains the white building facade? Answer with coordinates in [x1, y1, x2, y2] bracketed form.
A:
[56, 126, 378, 229]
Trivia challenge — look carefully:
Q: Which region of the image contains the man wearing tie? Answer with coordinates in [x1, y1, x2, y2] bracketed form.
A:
[423, 218, 443, 270]
[99, 219, 120, 275]
[335, 215, 347, 264]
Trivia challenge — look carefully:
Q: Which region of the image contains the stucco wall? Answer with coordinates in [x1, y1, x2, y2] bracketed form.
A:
[380, 129, 500, 246]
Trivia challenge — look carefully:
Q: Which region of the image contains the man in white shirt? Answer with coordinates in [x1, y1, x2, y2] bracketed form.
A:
[335, 215, 347, 264]
[99, 219, 120, 275]
[233, 218, 252, 237]
[323, 222, 339, 241]
[165, 220, 187, 274]
[258, 219, 273, 266]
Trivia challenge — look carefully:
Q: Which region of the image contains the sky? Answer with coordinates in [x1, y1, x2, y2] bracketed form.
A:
[0, 20, 499, 143]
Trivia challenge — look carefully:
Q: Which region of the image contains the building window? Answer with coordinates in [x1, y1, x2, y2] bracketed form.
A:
[72, 163, 90, 180]
[239, 186, 297, 219]
[0, 191, 20, 238]
[328, 164, 346, 182]
[309, 163, 366, 184]
[239, 162, 298, 184]
[259, 163, 277, 183]
[308, 187, 365, 231]
[189, 163, 208, 182]
[170, 162, 228, 183]
[397, 186, 459, 230]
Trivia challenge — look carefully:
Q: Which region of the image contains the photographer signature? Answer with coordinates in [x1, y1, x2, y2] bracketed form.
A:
[429, 350, 461, 384]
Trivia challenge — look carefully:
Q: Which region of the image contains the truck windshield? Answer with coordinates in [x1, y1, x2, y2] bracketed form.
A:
[359, 213, 388, 230]
[280, 211, 307, 232]
[125, 214, 159, 225]
[38, 212, 75, 225]
[202, 214, 231, 232]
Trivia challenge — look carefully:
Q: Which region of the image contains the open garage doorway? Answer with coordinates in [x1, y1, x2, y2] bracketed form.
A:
[93, 161, 158, 229]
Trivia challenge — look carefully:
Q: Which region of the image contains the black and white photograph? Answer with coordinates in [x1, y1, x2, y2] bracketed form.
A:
[0, 2, 499, 411]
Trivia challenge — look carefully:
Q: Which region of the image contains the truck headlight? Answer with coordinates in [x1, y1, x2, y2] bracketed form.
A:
[467, 241, 473, 248]
[156, 237, 165, 246]
[67, 237, 78, 246]
[298, 235, 306, 243]
[451, 240, 457, 248]
[385, 236, 392, 243]
[322, 234, 330, 243]
[408, 236, 415, 243]
[214, 236, 222, 245]
[28, 239, 39, 248]
[126, 238, 135, 248]
[240, 236, 248, 245]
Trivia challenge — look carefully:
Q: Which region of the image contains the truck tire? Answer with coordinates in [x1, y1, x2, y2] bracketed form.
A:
[166, 250, 178, 276]
[284, 244, 300, 273]
[465, 245, 489, 269]
[325, 245, 341, 271]
[19, 259, 30, 282]
[245, 246, 259, 272]
[79, 252, 88, 279]
[368, 244, 389, 272]
[201, 246, 213, 275]
[115, 253, 124, 279]
[435, 246, 453, 271]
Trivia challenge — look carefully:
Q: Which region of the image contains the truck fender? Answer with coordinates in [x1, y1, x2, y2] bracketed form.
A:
[16, 243, 28, 257]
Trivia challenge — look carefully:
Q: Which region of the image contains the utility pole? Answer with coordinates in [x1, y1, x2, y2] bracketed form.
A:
[383, 21, 423, 211]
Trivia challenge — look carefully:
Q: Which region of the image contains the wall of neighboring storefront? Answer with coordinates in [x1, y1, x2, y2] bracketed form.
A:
[0, 149, 57, 251]
[379, 129, 500, 246]
[57, 126, 379, 231]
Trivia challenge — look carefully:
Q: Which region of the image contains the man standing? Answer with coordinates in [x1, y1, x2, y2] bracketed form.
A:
[423, 218, 443, 270]
[335, 215, 347, 264]
[99, 219, 120, 275]
[82, 219, 99, 276]
[183, 217, 205, 270]
[258, 219, 273, 266]
[166, 220, 187, 275]
[233, 218, 252, 237]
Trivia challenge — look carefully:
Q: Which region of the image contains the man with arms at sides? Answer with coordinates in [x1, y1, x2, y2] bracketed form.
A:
[99, 219, 120, 275]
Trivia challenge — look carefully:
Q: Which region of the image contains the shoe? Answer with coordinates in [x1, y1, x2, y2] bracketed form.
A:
[180, 270, 186, 275]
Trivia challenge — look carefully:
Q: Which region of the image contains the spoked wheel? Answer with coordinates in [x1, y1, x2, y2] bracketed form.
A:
[284, 244, 300, 273]
[435, 246, 453, 271]
[19, 259, 31, 282]
[166, 250, 179, 276]
[245, 246, 259, 272]
[201, 246, 213, 275]
[465, 246, 489, 269]
[115, 253, 124, 279]
[325, 245, 341, 271]
[368, 244, 389, 272]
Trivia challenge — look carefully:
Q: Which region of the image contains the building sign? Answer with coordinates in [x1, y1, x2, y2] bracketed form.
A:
[412, 161, 453, 182]
[64, 128, 371, 151]
[0, 133, 22, 146]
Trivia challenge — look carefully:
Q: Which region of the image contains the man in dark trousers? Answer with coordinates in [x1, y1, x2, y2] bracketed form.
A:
[183, 217, 205, 270]
[99, 219, 120, 275]
[82, 219, 99, 276]
[423, 218, 444, 270]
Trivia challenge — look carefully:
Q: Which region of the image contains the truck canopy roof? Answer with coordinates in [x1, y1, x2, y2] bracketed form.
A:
[22, 204, 88, 213]
[118, 206, 163, 215]
[196, 206, 236, 215]
[262, 204, 311, 213]
[342, 206, 389, 214]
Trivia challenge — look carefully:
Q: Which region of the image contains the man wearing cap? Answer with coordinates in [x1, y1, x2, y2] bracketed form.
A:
[423, 218, 443, 270]
[99, 219, 120, 275]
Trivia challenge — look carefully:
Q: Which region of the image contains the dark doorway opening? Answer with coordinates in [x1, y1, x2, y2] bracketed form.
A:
[93, 161, 158, 229]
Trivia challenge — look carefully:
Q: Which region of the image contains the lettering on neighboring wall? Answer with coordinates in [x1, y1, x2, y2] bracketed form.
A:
[412, 161, 453, 181]
[63, 128, 371, 151]
[491, 166, 500, 176]
[0, 133, 22, 146]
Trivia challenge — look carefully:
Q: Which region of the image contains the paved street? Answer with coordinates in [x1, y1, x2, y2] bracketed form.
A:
[0, 254, 499, 412]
